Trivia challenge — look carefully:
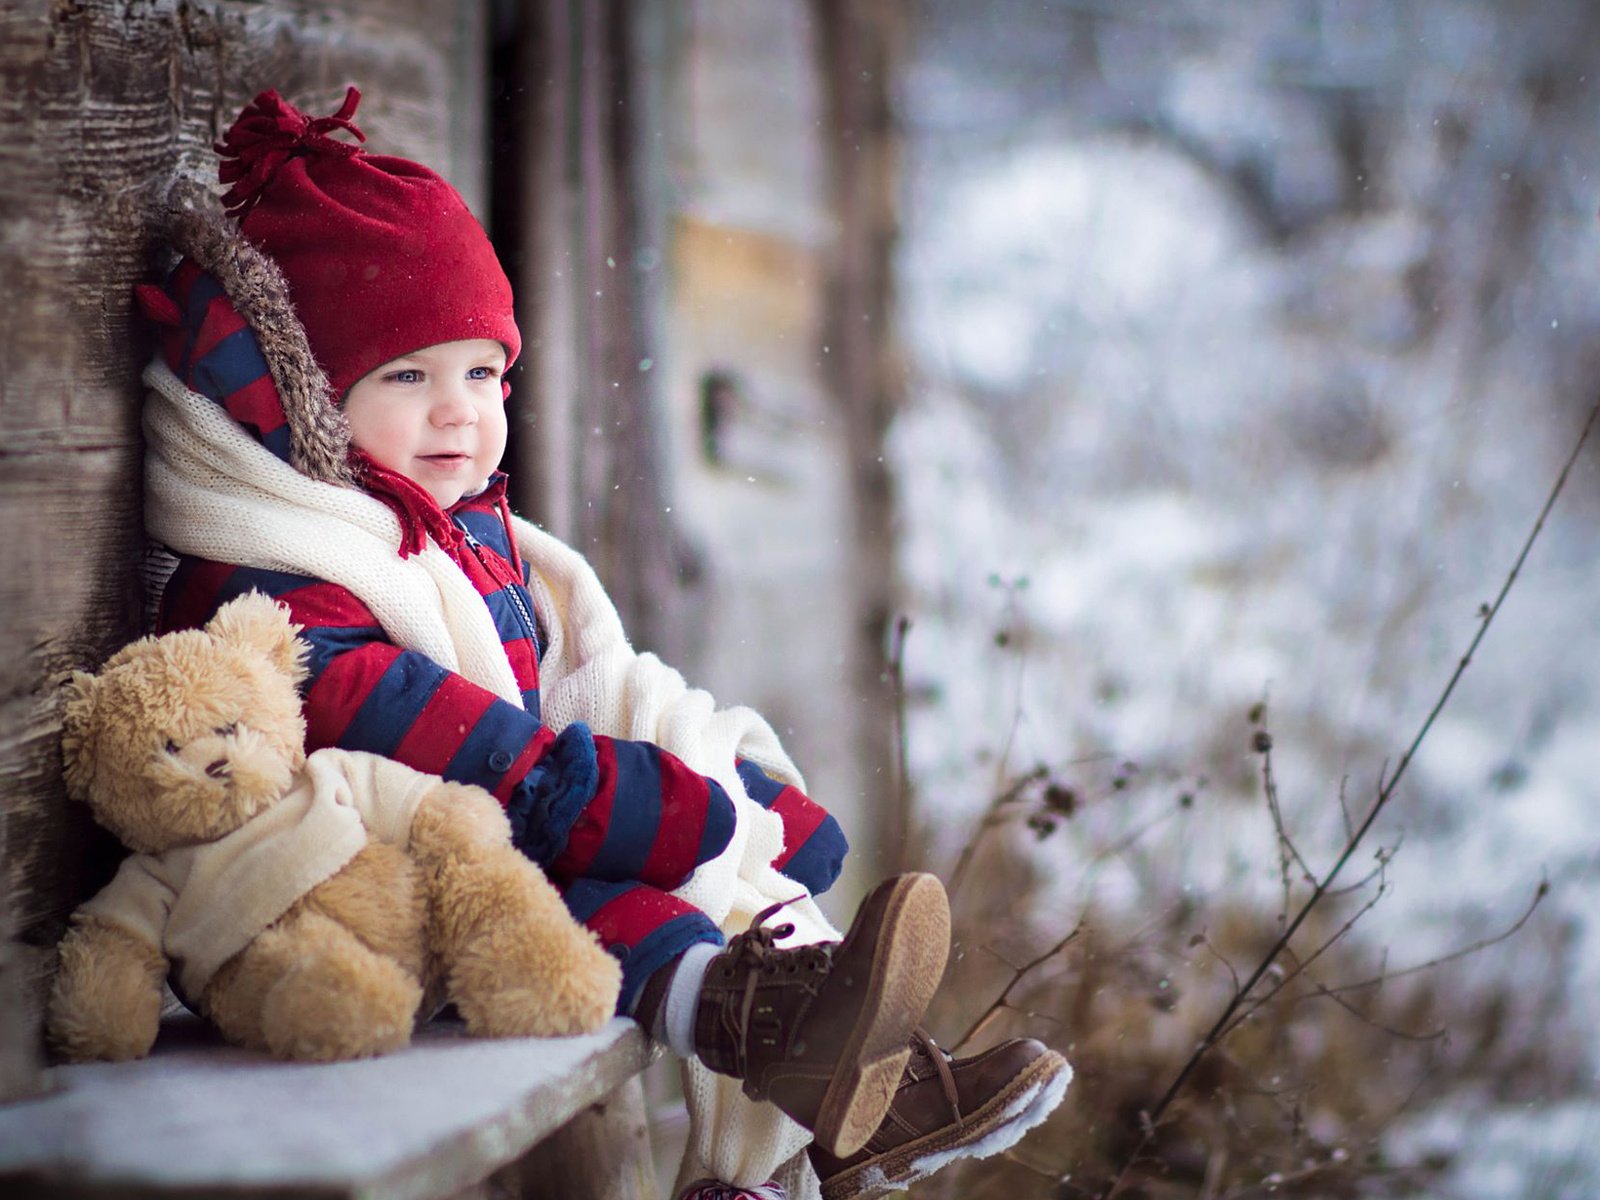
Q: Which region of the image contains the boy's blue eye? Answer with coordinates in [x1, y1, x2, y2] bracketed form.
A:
[389, 369, 423, 384]
[468, 366, 497, 381]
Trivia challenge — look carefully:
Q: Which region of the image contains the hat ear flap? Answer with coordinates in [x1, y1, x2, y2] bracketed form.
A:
[60, 670, 101, 802]
[205, 592, 309, 687]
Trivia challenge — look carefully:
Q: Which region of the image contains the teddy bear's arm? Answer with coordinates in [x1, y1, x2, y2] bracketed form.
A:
[326, 749, 519, 861]
[47, 912, 169, 1062]
[407, 779, 521, 862]
[409, 779, 620, 1036]
[317, 752, 620, 1035]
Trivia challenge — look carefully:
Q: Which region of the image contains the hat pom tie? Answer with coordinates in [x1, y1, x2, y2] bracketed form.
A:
[216, 86, 366, 218]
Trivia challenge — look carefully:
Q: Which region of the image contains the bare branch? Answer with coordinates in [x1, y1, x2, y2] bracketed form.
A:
[999, 1151, 1066, 1183]
[947, 763, 1049, 897]
[1085, 804, 1184, 869]
[1100, 393, 1600, 1199]
[954, 926, 1082, 1052]
[1284, 953, 1450, 1042]
[1258, 731, 1317, 922]
[1261, 735, 1295, 929]
[1317, 877, 1549, 998]
[889, 614, 913, 875]
[992, 577, 1032, 789]
[1193, 930, 1242, 997]
[1219, 877, 1389, 1040]
[1323, 838, 1401, 900]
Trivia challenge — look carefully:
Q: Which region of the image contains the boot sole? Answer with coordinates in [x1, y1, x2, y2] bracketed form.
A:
[819, 1048, 1072, 1199]
[812, 873, 951, 1158]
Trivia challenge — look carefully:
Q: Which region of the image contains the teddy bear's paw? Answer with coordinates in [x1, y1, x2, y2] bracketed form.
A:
[48, 998, 162, 1064]
[47, 919, 167, 1062]
[260, 944, 422, 1061]
[459, 992, 613, 1039]
[455, 971, 618, 1039]
[409, 784, 514, 864]
[427, 847, 560, 964]
[449, 923, 621, 1039]
[427, 850, 622, 1036]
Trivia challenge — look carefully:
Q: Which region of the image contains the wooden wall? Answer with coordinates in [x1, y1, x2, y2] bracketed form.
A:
[0, 0, 909, 1109]
[0, 0, 489, 1102]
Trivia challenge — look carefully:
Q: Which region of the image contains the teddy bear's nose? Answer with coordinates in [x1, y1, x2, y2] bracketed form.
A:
[205, 759, 231, 779]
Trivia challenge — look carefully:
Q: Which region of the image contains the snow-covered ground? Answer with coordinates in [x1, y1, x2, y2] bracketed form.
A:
[895, 2, 1600, 1193]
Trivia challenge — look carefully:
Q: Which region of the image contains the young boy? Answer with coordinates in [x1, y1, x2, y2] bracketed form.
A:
[136, 88, 1068, 1200]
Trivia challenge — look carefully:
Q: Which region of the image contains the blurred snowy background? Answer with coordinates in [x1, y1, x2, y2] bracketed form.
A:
[891, 1, 1600, 1196]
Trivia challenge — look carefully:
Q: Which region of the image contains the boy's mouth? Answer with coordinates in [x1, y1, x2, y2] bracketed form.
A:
[419, 453, 470, 466]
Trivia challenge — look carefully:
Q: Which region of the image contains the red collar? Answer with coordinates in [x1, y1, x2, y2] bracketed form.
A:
[351, 448, 463, 558]
[352, 450, 517, 574]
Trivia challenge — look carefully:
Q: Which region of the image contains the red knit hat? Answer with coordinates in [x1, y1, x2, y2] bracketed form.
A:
[215, 87, 520, 398]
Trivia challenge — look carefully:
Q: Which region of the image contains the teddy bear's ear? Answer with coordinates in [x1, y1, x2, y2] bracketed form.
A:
[60, 670, 100, 801]
[206, 592, 310, 686]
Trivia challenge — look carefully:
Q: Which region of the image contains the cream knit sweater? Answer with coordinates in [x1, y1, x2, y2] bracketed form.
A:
[144, 359, 834, 1196]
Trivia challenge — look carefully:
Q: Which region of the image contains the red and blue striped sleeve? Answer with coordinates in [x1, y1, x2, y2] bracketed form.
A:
[735, 759, 849, 896]
[158, 556, 554, 801]
[561, 878, 722, 1011]
[543, 735, 738, 890]
[157, 557, 738, 887]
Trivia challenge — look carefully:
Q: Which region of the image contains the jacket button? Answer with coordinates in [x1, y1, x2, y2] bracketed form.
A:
[607, 943, 629, 962]
[488, 750, 514, 772]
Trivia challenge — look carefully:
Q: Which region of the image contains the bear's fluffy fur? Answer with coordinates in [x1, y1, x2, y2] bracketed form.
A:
[47, 592, 620, 1062]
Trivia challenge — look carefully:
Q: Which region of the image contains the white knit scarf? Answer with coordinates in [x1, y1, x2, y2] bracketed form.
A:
[144, 359, 833, 1197]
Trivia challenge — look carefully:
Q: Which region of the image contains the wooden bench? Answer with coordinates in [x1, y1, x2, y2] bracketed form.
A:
[0, 1013, 659, 1199]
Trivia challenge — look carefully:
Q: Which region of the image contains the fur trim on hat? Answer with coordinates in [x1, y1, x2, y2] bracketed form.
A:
[161, 179, 358, 488]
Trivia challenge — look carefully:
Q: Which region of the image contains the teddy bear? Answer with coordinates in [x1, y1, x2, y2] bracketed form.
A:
[47, 591, 621, 1063]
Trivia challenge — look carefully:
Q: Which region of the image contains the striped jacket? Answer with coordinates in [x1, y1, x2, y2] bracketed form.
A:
[154, 478, 846, 901]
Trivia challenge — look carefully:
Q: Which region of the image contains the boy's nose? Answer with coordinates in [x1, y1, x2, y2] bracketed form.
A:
[431, 385, 477, 426]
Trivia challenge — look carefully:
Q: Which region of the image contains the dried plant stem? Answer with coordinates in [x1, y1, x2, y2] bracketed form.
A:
[954, 926, 1081, 1052]
[1295, 978, 1448, 1043]
[889, 614, 913, 874]
[947, 764, 1047, 898]
[1100, 394, 1600, 1199]
[1311, 877, 1548, 1000]
[1260, 741, 1316, 923]
[1219, 867, 1390, 1040]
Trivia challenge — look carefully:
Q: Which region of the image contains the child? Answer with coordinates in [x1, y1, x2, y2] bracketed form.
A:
[135, 88, 1069, 1200]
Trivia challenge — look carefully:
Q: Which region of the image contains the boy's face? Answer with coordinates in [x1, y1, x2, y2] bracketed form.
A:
[343, 339, 509, 509]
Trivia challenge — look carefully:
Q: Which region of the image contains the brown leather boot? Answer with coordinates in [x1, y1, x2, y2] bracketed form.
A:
[693, 873, 951, 1158]
[808, 1028, 1072, 1199]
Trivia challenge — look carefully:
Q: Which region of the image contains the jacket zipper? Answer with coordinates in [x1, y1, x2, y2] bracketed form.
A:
[459, 526, 541, 655]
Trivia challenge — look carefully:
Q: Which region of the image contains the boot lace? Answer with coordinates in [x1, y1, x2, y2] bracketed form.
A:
[907, 1027, 965, 1128]
[716, 899, 835, 1078]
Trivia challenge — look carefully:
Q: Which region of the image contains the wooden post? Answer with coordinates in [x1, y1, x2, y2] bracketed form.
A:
[813, 0, 911, 870]
[496, 1073, 658, 1200]
[509, 0, 691, 664]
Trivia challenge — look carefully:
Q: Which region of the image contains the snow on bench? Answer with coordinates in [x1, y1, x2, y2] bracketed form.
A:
[0, 1013, 658, 1199]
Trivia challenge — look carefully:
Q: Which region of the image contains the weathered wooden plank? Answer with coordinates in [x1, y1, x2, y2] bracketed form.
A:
[0, 1015, 656, 1200]
[0, 0, 488, 1104]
